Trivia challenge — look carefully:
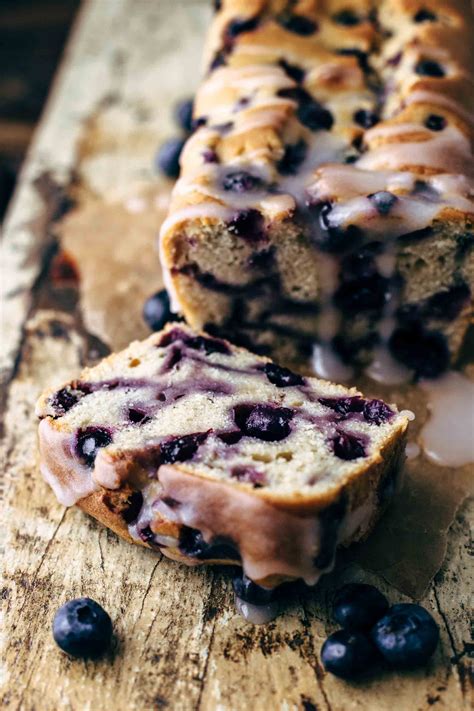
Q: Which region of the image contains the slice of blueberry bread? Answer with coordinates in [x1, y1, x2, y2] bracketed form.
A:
[160, 0, 473, 378]
[36, 324, 409, 586]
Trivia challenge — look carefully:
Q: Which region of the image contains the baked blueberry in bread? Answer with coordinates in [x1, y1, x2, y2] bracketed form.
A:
[160, 0, 474, 377]
[36, 325, 408, 587]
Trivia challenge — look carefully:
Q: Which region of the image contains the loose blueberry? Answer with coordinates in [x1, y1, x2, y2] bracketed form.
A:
[155, 137, 185, 179]
[372, 603, 439, 667]
[278, 58, 305, 83]
[160, 432, 208, 464]
[143, 289, 176, 332]
[332, 431, 366, 460]
[363, 399, 394, 425]
[333, 10, 361, 26]
[76, 427, 112, 467]
[353, 109, 379, 128]
[222, 170, 263, 193]
[389, 325, 449, 378]
[424, 114, 446, 131]
[333, 583, 389, 631]
[174, 98, 194, 133]
[414, 9, 437, 22]
[368, 191, 398, 215]
[233, 403, 293, 441]
[232, 574, 277, 604]
[277, 140, 307, 175]
[319, 396, 364, 416]
[415, 59, 445, 77]
[227, 209, 264, 242]
[321, 630, 378, 679]
[262, 362, 304, 387]
[278, 14, 318, 36]
[52, 598, 113, 659]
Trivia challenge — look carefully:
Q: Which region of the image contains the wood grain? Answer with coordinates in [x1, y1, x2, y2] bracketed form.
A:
[1, 2, 472, 709]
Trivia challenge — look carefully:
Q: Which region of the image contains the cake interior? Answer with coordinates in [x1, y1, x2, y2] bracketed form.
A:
[39, 326, 406, 497]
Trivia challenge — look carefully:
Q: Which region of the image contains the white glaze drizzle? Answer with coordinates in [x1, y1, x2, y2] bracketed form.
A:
[365, 346, 414, 385]
[357, 126, 473, 176]
[405, 442, 420, 460]
[420, 372, 474, 467]
[234, 596, 279, 625]
[403, 91, 474, 126]
[312, 343, 354, 383]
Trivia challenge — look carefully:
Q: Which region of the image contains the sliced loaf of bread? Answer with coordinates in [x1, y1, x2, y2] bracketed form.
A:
[36, 324, 409, 586]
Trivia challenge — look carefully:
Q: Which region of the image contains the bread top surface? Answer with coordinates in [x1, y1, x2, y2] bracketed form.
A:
[161, 0, 474, 243]
[36, 324, 408, 506]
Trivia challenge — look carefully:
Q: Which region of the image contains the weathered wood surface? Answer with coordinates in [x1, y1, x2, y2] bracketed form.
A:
[1, 2, 473, 709]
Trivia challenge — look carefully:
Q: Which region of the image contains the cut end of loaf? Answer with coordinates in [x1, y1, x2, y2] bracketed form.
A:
[37, 323, 409, 586]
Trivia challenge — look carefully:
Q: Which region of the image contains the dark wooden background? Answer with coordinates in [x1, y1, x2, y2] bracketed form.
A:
[0, 0, 79, 219]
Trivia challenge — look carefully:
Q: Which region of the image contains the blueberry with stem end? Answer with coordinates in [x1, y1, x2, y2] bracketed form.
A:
[52, 598, 113, 659]
[371, 603, 439, 667]
[321, 630, 379, 679]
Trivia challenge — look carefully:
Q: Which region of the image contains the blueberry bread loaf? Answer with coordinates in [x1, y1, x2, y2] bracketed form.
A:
[36, 325, 408, 586]
[160, 0, 474, 379]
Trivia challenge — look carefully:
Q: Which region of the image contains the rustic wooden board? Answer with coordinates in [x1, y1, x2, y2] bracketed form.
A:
[1, 2, 473, 709]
